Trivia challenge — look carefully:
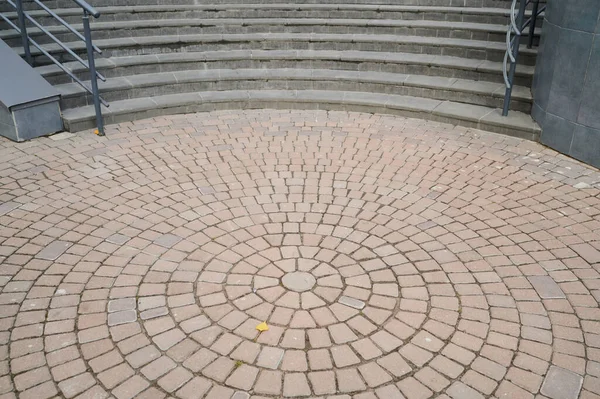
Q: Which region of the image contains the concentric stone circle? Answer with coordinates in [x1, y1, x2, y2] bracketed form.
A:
[281, 271, 317, 292]
[134, 200, 483, 396]
[1, 110, 599, 399]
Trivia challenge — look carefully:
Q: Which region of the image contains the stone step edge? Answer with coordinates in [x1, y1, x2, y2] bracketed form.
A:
[17, 32, 538, 58]
[62, 89, 540, 141]
[36, 49, 536, 79]
[56, 68, 533, 104]
[0, 4, 539, 19]
[0, 18, 539, 41]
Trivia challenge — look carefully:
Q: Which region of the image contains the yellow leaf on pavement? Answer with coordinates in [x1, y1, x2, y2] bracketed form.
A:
[256, 321, 269, 332]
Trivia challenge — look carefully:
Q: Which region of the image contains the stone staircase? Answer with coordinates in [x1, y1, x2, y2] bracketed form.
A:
[0, 0, 542, 139]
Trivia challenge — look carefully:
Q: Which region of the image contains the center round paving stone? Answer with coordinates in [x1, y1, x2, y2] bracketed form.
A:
[2, 110, 599, 399]
[281, 271, 316, 292]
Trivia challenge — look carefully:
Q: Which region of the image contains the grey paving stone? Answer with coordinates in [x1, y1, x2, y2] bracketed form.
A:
[108, 310, 137, 326]
[36, 241, 72, 261]
[154, 234, 183, 248]
[28, 166, 48, 174]
[106, 233, 130, 245]
[528, 276, 566, 299]
[282, 272, 316, 292]
[338, 296, 366, 310]
[0, 202, 20, 215]
[108, 298, 137, 313]
[199, 186, 216, 195]
[83, 147, 109, 157]
[417, 220, 437, 230]
[540, 366, 583, 399]
[232, 392, 250, 399]
[256, 347, 284, 370]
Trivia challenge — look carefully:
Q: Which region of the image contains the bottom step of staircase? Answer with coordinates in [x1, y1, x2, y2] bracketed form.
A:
[62, 90, 540, 140]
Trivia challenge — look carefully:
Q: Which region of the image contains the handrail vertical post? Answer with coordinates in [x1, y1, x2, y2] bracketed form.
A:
[528, 0, 540, 49]
[14, 0, 32, 65]
[502, 0, 527, 116]
[82, 9, 104, 136]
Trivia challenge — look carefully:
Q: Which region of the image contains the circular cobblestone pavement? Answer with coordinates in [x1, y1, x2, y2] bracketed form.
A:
[1, 110, 600, 399]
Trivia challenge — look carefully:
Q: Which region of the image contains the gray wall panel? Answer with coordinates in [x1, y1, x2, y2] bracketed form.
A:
[533, 0, 600, 168]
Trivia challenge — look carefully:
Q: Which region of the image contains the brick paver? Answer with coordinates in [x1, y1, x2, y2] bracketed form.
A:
[1, 109, 600, 398]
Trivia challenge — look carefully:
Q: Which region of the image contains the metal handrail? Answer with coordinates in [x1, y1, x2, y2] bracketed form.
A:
[505, 30, 515, 63]
[1, 0, 108, 135]
[0, 14, 108, 107]
[509, 0, 521, 35]
[502, 51, 510, 88]
[528, 3, 546, 49]
[5, 0, 106, 82]
[31, 0, 102, 54]
[502, 0, 544, 117]
[72, 0, 100, 18]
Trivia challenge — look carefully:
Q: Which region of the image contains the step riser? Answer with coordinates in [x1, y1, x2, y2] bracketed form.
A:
[105, 43, 536, 66]
[1, 1, 522, 13]
[29, 40, 537, 67]
[60, 78, 531, 112]
[4, 25, 540, 47]
[43, 59, 533, 87]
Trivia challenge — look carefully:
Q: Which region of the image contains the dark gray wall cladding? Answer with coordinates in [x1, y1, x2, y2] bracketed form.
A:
[532, 0, 600, 169]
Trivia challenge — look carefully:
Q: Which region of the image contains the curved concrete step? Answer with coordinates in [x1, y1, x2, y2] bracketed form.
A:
[61, 89, 540, 140]
[0, 0, 521, 12]
[0, 4, 536, 26]
[0, 18, 538, 46]
[193, 0, 517, 4]
[36, 50, 535, 87]
[194, 0, 519, 4]
[55, 68, 532, 112]
[19, 32, 538, 66]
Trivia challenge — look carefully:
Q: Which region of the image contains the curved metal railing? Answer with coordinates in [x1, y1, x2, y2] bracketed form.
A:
[510, 0, 521, 35]
[0, 0, 108, 135]
[502, 0, 546, 116]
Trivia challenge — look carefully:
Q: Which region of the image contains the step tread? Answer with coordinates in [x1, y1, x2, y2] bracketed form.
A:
[61, 89, 540, 135]
[0, 4, 534, 18]
[35, 49, 536, 78]
[54, 67, 532, 101]
[0, 18, 527, 39]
